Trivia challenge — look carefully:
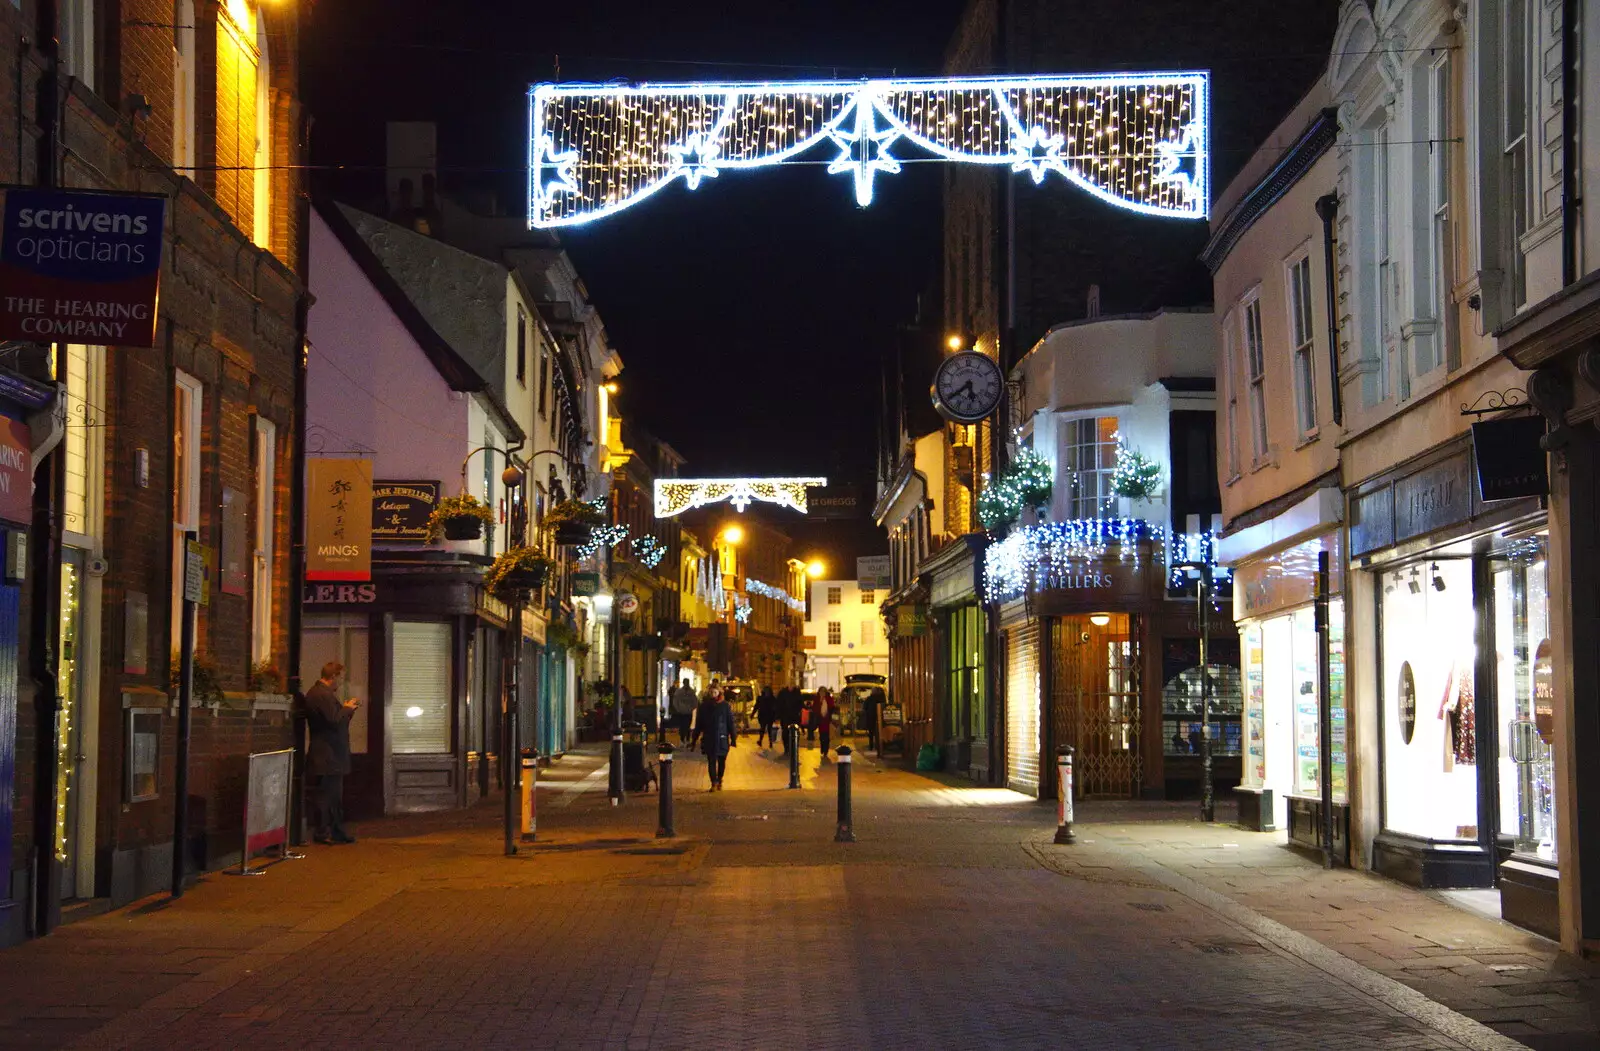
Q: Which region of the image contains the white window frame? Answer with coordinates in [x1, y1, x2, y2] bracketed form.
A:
[827, 586, 842, 605]
[252, 416, 277, 666]
[173, 0, 197, 175]
[1429, 51, 1457, 372]
[60, 0, 95, 89]
[1285, 255, 1318, 439]
[172, 371, 204, 650]
[252, 14, 272, 249]
[1221, 309, 1241, 480]
[1501, 0, 1530, 310]
[827, 621, 842, 646]
[1376, 125, 1402, 402]
[1241, 294, 1269, 462]
[1060, 415, 1120, 519]
[860, 589, 875, 605]
[860, 620, 874, 646]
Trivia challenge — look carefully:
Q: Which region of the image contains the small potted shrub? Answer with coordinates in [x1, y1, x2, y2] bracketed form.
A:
[544, 499, 606, 546]
[428, 493, 495, 542]
[485, 546, 554, 599]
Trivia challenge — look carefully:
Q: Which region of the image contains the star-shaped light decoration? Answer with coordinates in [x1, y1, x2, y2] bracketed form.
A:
[1153, 122, 1204, 206]
[1010, 125, 1070, 184]
[667, 131, 722, 190]
[531, 133, 580, 206]
[827, 89, 902, 207]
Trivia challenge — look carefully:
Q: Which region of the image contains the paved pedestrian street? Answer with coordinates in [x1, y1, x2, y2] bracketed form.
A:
[0, 742, 1595, 1051]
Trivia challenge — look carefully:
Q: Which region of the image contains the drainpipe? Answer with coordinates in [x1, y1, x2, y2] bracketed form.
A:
[1314, 193, 1344, 427]
[1560, 0, 1577, 287]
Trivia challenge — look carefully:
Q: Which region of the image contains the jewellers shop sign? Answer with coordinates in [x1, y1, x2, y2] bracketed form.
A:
[0, 189, 165, 346]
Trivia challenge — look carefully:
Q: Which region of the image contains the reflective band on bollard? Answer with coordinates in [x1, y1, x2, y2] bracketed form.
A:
[520, 750, 539, 843]
[1054, 745, 1077, 845]
[656, 744, 675, 839]
[835, 746, 855, 842]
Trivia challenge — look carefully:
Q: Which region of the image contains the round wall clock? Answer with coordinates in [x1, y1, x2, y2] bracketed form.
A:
[931, 350, 1004, 424]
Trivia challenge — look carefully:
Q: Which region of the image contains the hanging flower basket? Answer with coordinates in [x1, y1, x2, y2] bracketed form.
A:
[553, 522, 592, 547]
[545, 499, 606, 546]
[485, 546, 554, 600]
[428, 493, 495, 542]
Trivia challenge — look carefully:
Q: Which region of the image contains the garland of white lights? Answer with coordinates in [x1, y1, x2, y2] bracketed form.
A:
[745, 577, 805, 612]
[695, 555, 726, 612]
[734, 599, 753, 624]
[631, 534, 667, 569]
[529, 73, 1208, 226]
[654, 477, 827, 517]
[577, 523, 629, 561]
[982, 519, 1229, 604]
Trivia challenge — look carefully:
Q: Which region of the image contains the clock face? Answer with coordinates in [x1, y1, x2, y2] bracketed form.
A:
[932, 351, 1004, 423]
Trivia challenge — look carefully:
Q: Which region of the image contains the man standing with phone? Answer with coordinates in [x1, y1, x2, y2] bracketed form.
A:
[305, 661, 360, 845]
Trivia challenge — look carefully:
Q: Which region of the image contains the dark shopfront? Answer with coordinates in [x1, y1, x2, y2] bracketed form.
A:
[1351, 435, 1555, 937]
[299, 552, 510, 817]
[997, 536, 1240, 802]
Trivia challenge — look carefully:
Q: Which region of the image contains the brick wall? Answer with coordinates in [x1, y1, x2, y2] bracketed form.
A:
[1, 0, 305, 917]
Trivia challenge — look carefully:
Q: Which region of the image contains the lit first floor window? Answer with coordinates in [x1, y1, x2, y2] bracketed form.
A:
[827, 621, 842, 645]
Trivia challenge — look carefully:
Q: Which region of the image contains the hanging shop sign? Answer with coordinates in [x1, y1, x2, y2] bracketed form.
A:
[571, 571, 600, 597]
[1471, 417, 1548, 502]
[0, 415, 32, 525]
[810, 486, 862, 520]
[307, 458, 373, 582]
[857, 555, 892, 591]
[895, 605, 928, 637]
[372, 480, 439, 543]
[0, 189, 166, 346]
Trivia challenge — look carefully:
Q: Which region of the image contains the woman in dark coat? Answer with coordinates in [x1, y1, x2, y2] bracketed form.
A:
[692, 688, 738, 790]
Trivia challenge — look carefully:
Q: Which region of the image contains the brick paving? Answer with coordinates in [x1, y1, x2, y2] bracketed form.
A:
[0, 741, 1590, 1049]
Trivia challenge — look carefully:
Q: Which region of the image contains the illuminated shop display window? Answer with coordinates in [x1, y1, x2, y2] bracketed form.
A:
[1493, 539, 1554, 862]
[1380, 558, 1477, 841]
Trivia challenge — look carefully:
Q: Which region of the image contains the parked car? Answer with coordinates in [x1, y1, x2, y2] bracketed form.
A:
[721, 680, 757, 732]
[839, 673, 888, 733]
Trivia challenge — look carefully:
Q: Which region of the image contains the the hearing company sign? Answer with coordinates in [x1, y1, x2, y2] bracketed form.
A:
[0, 188, 165, 347]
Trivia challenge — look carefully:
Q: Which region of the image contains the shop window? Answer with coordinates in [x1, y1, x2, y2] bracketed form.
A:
[1380, 558, 1478, 840]
[1493, 540, 1554, 861]
[1286, 255, 1317, 437]
[1161, 659, 1243, 758]
[827, 621, 841, 645]
[1061, 416, 1119, 519]
[948, 604, 986, 742]
[302, 614, 370, 754]
[391, 620, 451, 754]
[63, 343, 102, 543]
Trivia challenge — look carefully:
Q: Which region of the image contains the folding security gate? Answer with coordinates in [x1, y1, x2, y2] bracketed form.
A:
[1050, 614, 1142, 798]
[1004, 620, 1042, 797]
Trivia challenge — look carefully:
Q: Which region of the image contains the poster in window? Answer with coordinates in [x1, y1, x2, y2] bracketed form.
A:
[126, 711, 160, 801]
[306, 458, 372, 582]
[123, 590, 148, 674]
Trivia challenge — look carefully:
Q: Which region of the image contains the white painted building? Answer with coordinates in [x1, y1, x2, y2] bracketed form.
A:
[803, 579, 889, 690]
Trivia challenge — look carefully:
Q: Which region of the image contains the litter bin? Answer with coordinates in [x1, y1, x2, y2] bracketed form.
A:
[623, 721, 654, 793]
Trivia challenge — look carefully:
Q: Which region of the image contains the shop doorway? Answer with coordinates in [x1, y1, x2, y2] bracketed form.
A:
[1051, 613, 1142, 798]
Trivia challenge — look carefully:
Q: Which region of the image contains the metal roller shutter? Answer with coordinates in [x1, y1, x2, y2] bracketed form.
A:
[390, 621, 452, 754]
[1005, 621, 1041, 796]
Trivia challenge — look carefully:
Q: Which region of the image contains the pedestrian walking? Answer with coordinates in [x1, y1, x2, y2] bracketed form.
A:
[814, 687, 835, 756]
[862, 686, 884, 753]
[304, 661, 360, 845]
[691, 687, 737, 790]
[778, 685, 802, 753]
[754, 686, 777, 747]
[670, 677, 698, 744]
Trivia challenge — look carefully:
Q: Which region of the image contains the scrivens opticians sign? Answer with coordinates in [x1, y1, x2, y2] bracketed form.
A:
[0, 189, 165, 347]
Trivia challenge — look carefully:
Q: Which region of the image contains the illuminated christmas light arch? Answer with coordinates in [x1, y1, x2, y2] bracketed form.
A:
[654, 477, 827, 518]
[529, 72, 1209, 227]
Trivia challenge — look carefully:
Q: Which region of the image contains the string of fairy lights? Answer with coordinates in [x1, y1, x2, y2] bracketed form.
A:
[530, 72, 1208, 226]
[982, 519, 1229, 605]
[653, 477, 826, 518]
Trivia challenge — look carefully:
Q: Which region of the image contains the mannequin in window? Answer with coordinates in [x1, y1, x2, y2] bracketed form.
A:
[1438, 659, 1476, 769]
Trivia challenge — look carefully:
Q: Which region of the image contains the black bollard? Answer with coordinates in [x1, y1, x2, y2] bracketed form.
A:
[835, 746, 855, 842]
[787, 725, 800, 789]
[656, 743, 675, 838]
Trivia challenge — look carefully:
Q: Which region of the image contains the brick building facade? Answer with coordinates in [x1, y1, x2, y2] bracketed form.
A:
[1, 0, 304, 945]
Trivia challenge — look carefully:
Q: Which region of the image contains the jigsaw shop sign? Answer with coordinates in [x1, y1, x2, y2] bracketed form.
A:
[0, 189, 166, 347]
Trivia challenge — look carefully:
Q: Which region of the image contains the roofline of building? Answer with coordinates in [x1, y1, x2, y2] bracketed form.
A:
[1201, 107, 1339, 274]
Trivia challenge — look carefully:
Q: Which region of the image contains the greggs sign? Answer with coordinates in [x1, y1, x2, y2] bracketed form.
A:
[0, 189, 165, 346]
